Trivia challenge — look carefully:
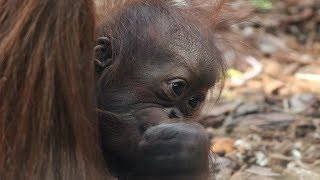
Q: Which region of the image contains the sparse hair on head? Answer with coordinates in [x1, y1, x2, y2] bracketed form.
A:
[95, 0, 249, 91]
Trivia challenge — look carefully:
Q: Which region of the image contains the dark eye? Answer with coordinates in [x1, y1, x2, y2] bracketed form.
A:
[188, 95, 204, 109]
[169, 79, 187, 97]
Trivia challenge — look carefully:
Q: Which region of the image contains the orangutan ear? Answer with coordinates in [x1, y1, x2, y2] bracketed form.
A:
[94, 36, 113, 72]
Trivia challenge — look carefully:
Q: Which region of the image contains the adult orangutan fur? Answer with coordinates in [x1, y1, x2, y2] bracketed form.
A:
[0, 0, 108, 179]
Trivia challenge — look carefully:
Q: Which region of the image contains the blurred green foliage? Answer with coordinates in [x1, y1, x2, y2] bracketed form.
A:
[250, 0, 272, 11]
[226, 68, 243, 78]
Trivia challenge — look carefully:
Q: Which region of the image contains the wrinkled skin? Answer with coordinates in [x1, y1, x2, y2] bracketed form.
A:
[95, 3, 223, 179]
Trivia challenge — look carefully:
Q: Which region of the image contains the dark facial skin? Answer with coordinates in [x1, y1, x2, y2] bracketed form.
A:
[95, 3, 223, 180]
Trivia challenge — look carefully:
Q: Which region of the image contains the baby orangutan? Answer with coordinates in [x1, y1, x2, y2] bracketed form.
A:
[94, 0, 241, 179]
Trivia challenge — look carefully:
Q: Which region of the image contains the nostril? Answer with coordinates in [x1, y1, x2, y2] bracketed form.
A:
[139, 124, 148, 134]
[168, 108, 183, 119]
[168, 111, 178, 118]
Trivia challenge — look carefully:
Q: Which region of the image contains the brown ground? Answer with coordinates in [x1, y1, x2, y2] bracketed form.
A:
[203, 1, 320, 179]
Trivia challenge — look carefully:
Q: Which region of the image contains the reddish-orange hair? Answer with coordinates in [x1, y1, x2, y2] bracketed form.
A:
[0, 0, 108, 179]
